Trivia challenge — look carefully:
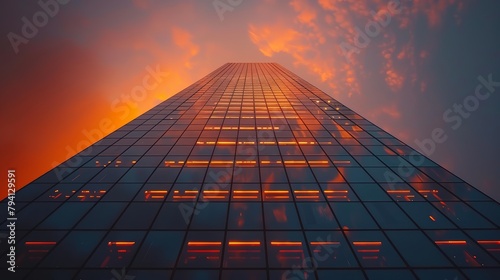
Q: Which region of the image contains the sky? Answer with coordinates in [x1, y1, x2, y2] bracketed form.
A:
[1, 0, 499, 201]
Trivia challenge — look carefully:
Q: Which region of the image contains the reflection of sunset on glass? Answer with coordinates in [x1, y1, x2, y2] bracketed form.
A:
[1, 1, 500, 203]
[2, 6, 500, 273]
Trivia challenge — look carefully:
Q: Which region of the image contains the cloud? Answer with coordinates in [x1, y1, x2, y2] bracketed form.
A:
[171, 27, 200, 68]
[247, 0, 465, 100]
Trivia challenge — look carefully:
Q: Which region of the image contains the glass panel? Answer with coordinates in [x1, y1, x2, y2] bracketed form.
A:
[386, 230, 452, 267]
[264, 203, 301, 230]
[266, 231, 310, 268]
[433, 202, 495, 229]
[38, 183, 84, 202]
[350, 183, 391, 201]
[426, 230, 498, 267]
[330, 202, 378, 230]
[176, 167, 207, 183]
[345, 230, 405, 267]
[337, 167, 374, 183]
[466, 230, 500, 262]
[15, 231, 66, 268]
[16, 202, 61, 230]
[231, 183, 261, 201]
[262, 183, 292, 202]
[86, 231, 145, 268]
[223, 231, 266, 268]
[316, 270, 365, 280]
[134, 183, 171, 202]
[119, 168, 155, 183]
[178, 231, 224, 268]
[320, 183, 358, 201]
[227, 202, 263, 230]
[76, 202, 127, 229]
[132, 231, 184, 268]
[399, 202, 456, 229]
[167, 183, 201, 202]
[364, 202, 417, 229]
[291, 183, 324, 202]
[312, 167, 344, 183]
[414, 269, 465, 280]
[37, 202, 94, 230]
[189, 202, 228, 230]
[113, 202, 161, 230]
[40, 231, 105, 268]
[379, 183, 424, 202]
[101, 183, 143, 201]
[286, 167, 317, 183]
[233, 168, 260, 183]
[305, 231, 357, 268]
[409, 182, 459, 202]
[440, 183, 492, 201]
[467, 202, 500, 227]
[365, 269, 415, 280]
[152, 203, 191, 230]
[297, 202, 338, 230]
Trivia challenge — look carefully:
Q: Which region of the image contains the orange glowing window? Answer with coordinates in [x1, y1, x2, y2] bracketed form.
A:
[310, 241, 340, 246]
[25, 241, 57, 245]
[293, 190, 320, 200]
[186, 242, 222, 254]
[171, 190, 199, 200]
[283, 160, 308, 167]
[228, 241, 261, 246]
[144, 190, 167, 200]
[278, 141, 297, 145]
[238, 141, 256, 145]
[264, 190, 290, 200]
[477, 240, 500, 254]
[477, 240, 500, 245]
[185, 160, 209, 167]
[259, 141, 276, 145]
[269, 239, 305, 263]
[308, 160, 330, 166]
[108, 241, 136, 246]
[434, 240, 467, 245]
[352, 241, 382, 261]
[353, 241, 382, 246]
[235, 160, 257, 167]
[271, 241, 303, 246]
[95, 160, 112, 167]
[75, 190, 107, 201]
[25, 241, 57, 256]
[323, 190, 349, 200]
[332, 160, 351, 165]
[210, 160, 234, 165]
[297, 141, 316, 145]
[385, 189, 416, 201]
[188, 241, 222, 246]
[217, 141, 236, 145]
[202, 190, 229, 200]
[232, 190, 260, 200]
[164, 160, 183, 167]
[106, 241, 135, 258]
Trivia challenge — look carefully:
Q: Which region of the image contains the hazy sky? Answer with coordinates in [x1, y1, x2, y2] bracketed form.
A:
[1, 0, 499, 201]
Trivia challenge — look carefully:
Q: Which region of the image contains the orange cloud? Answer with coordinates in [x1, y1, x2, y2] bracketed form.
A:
[250, 0, 465, 97]
[410, 0, 466, 27]
[381, 103, 402, 119]
[171, 27, 200, 68]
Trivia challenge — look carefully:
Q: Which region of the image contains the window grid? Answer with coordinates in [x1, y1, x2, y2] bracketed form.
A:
[2, 63, 499, 280]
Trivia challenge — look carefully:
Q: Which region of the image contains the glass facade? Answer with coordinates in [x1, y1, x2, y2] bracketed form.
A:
[1, 63, 499, 279]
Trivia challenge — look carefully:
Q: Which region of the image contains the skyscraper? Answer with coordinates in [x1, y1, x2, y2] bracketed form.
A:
[2, 63, 499, 279]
